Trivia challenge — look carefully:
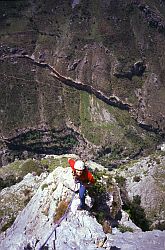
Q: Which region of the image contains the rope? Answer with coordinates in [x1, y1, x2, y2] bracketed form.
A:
[38, 185, 77, 250]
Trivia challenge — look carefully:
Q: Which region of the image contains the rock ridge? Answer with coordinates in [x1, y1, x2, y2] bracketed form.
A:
[0, 162, 165, 250]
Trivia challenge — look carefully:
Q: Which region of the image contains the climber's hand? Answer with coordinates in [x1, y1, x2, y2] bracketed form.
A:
[68, 157, 71, 162]
[84, 183, 92, 188]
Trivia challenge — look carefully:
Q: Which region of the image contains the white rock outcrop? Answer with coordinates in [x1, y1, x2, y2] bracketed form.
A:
[0, 167, 106, 250]
[0, 172, 46, 233]
[0, 162, 165, 250]
[113, 154, 165, 227]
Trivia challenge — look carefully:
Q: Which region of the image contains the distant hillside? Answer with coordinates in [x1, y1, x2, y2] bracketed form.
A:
[0, 0, 165, 165]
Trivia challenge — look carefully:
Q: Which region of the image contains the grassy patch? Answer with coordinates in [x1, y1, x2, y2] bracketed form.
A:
[0, 159, 42, 190]
[40, 157, 68, 172]
[63, 86, 80, 127]
[21, 159, 42, 175]
[118, 224, 134, 233]
[53, 199, 70, 223]
[115, 175, 126, 187]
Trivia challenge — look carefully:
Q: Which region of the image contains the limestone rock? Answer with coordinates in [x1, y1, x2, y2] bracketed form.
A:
[0, 172, 46, 233]
[0, 162, 165, 250]
[0, 167, 106, 250]
[113, 153, 165, 229]
[105, 230, 165, 250]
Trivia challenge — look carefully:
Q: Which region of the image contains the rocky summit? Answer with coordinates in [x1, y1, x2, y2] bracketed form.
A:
[0, 154, 165, 250]
[0, 0, 165, 249]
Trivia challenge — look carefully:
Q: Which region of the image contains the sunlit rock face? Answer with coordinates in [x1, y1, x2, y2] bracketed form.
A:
[0, 171, 46, 234]
[0, 162, 165, 250]
[0, 1, 165, 162]
[112, 153, 165, 230]
[0, 166, 107, 249]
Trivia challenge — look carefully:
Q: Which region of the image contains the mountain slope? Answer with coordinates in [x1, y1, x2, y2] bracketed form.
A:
[0, 0, 165, 164]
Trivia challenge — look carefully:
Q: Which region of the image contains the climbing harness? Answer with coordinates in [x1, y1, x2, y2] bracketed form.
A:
[38, 183, 78, 250]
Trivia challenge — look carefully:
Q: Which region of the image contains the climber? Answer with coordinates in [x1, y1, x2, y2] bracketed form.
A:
[68, 158, 95, 210]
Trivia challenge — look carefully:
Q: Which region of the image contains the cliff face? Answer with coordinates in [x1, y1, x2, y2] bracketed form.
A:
[0, 0, 165, 164]
[112, 151, 165, 230]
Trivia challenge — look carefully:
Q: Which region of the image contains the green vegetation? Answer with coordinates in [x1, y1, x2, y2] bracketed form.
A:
[20, 159, 42, 175]
[80, 92, 98, 144]
[1, 216, 16, 232]
[41, 183, 48, 190]
[115, 173, 150, 231]
[115, 175, 126, 187]
[0, 156, 69, 192]
[63, 86, 80, 127]
[0, 175, 18, 191]
[96, 211, 105, 224]
[123, 195, 150, 231]
[5, 129, 78, 154]
[80, 91, 158, 163]
[40, 157, 68, 172]
[80, 92, 118, 145]
[88, 169, 107, 197]
[118, 224, 134, 233]
[63, 135, 78, 148]
[88, 169, 121, 227]
[0, 159, 42, 190]
[117, 159, 139, 171]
